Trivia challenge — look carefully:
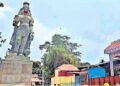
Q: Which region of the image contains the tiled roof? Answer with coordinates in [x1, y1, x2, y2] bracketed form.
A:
[31, 77, 42, 82]
[105, 41, 120, 50]
[56, 64, 79, 72]
[104, 40, 120, 54]
[31, 74, 42, 82]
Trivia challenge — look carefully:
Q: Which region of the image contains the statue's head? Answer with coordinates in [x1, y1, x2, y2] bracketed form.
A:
[18, 2, 31, 16]
[23, 2, 30, 15]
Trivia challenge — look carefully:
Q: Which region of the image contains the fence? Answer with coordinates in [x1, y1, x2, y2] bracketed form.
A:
[88, 75, 120, 85]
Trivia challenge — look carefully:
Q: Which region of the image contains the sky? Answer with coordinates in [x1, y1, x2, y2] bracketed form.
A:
[0, 0, 120, 64]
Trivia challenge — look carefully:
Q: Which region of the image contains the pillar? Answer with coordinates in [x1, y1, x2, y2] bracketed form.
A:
[109, 55, 114, 76]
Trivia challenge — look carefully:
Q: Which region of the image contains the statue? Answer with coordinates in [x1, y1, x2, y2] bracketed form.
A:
[9, 2, 34, 57]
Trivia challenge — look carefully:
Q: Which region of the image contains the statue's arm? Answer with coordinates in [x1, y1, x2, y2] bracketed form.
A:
[29, 18, 34, 33]
[29, 18, 34, 40]
[13, 15, 19, 27]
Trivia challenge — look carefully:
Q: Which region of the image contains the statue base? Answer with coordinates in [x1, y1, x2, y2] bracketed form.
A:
[0, 83, 31, 86]
[5, 52, 30, 61]
[0, 54, 33, 86]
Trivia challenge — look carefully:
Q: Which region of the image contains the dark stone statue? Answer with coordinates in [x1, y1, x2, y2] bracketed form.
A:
[9, 2, 34, 56]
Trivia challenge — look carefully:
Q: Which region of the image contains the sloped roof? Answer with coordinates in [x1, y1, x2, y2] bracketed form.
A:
[31, 74, 45, 83]
[31, 74, 42, 82]
[104, 40, 120, 54]
[31, 77, 42, 82]
[56, 64, 80, 72]
[105, 41, 120, 50]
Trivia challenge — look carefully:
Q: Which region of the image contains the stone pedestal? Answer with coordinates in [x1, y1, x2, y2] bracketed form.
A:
[0, 54, 33, 86]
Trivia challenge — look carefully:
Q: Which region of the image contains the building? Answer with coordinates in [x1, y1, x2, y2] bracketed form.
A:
[31, 74, 43, 86]
[78, 66, 89, 85]
[51, 64, 80, 86]
[104, 39, 120, 76]
[95, 59, 120, 76]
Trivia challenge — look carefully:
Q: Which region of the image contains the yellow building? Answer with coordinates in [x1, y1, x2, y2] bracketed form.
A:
[51, 64, 80, 86]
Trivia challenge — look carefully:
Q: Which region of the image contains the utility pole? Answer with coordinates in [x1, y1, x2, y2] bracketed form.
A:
[41, 57, 45, 86]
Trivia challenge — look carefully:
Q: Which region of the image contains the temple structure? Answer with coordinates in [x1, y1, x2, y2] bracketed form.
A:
[104, 39, 120, 76]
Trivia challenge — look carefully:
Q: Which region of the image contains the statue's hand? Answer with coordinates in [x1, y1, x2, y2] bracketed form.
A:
[30, 33, 34, 40]
[13, 21, 18, 27]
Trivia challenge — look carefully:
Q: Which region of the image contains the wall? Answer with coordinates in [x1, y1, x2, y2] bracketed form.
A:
[51, 70, 76, 86]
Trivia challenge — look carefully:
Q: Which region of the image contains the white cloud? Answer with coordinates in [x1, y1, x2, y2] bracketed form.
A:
[0, 6, 14, 18]
[34, 18, 68, 44]
[30, 19, 68, 60]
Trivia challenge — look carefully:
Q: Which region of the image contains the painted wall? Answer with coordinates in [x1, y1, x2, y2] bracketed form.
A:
[88, 67, 106, 79]
[75, 75, 79, 85]
[51, 69, 76, 86]
[51, 76, 75, 86]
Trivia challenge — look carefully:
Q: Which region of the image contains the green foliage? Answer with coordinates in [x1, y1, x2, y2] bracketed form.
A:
[44, 67, 51, 84]
[44, 45, 80, 72]
[80, 62, 91, 67]
[114, 65, 120, 75]
[0, 32, 6, 47]
[32, 61, 42, 79]
[39, 34, 83, 84]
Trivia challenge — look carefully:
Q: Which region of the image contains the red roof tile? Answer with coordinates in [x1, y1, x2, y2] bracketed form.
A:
[31, 74, 42, 82]
[105, 41, 120, 50]
[31, 77, 42, 82]
[56, 64, 79, 72]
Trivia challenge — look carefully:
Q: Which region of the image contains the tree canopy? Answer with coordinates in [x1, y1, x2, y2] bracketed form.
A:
[0, 32, 6, 48]
[32, 61, 42, 79]
[0, 2, 4, 7]
[39, 34, 82, 84]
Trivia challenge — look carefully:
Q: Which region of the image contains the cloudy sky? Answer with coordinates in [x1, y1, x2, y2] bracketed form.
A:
[0, 0, 120, 64]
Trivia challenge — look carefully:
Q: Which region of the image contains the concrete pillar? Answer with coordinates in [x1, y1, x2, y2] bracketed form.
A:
[109, 55, 114, 76]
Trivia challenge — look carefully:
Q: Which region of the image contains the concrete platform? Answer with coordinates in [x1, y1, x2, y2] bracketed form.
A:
[0, 54, 33, 86]
[0, 83, 31, 86]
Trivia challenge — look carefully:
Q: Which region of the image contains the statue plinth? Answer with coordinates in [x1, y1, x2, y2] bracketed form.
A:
[5, 53, 30, 61]
[0, 54, 33, 86]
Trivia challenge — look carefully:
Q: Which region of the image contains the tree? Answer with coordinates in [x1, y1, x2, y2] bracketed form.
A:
[40, 34, 81, 59]
[80, 62, 90, 67]
[114, 65, 120, 75]
[0, 32, 6, 48]
[0, 2, 4, 7]
[32, 61, 42, 79]
[39, 34, 82, 84]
